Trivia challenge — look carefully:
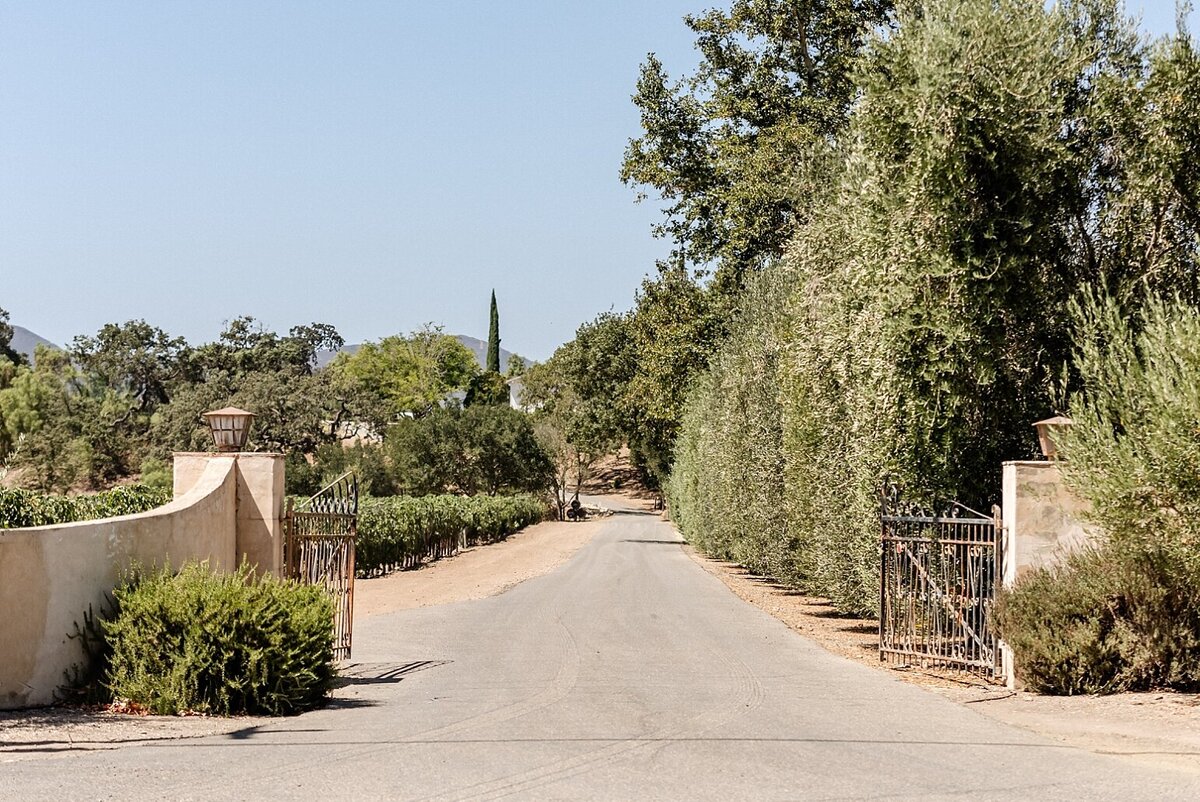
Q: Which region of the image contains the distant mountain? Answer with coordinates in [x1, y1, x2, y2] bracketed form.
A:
[451, 335, 527, 372]
[315, 335, 527, 372]
[6, 326, 530, 377]
[10, 326, 59, 364]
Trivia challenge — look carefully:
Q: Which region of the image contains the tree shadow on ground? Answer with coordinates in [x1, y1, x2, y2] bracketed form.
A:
[334, 660, 451, 688]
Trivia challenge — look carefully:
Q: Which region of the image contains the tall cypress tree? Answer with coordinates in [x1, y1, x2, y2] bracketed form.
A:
[486, 290, 501, 373]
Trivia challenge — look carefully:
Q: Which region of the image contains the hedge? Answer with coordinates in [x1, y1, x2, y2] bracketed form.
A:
[0, 484, 170, 529]
[105, 562, 335, 715]
[355, 494, 547, 577]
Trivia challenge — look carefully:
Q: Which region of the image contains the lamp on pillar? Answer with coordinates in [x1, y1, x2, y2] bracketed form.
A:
[1033, 415, 1073, 460]
[202, 407, 255, 452]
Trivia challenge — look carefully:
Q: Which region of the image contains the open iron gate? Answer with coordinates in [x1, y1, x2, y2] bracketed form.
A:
[879, 483, 1003, 680]
[284, 472, 357, 660]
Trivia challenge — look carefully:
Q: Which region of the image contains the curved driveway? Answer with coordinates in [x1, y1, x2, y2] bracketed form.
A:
[5, 502, 1199, 800]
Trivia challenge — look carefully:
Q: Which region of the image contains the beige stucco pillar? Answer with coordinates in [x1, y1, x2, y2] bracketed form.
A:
[1001, 461, 1097, 583]
[1000, 460, 1099, 688]
[173, 452, 286, 575]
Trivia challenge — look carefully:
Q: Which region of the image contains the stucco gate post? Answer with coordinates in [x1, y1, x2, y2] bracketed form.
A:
[174, 452, 286, 575]
[999, 460, 1099, 689]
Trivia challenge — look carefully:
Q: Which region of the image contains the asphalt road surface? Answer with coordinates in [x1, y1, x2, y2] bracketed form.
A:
[5, 501, 1199, 801]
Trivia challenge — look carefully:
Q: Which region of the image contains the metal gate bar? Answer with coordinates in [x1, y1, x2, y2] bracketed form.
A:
[879, 483, 1002, 679]
[284, 472, 357, 660]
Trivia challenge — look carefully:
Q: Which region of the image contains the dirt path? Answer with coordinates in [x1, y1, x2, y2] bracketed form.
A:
[353, 514, 607, 618]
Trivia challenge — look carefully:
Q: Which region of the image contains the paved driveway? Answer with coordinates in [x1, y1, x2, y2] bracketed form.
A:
[4, 504, 1199, 800]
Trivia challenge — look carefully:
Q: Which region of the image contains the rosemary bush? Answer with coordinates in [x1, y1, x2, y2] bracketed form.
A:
[105, 562, 336, 715]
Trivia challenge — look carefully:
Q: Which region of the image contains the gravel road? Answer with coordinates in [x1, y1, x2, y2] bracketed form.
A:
[4, 499, 1199, 801]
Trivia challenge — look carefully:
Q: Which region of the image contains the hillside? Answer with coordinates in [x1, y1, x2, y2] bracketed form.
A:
[10, 326, 58, 364]
[315, 335, 527, 372]
[7, 326, 527, 374]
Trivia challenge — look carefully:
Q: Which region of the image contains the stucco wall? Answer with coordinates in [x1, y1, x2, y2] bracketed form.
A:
[1001, 460, 1099, 587]
[0, 457, 237, 709]
[1000, 460, 1101, 689]
[175, 452, 283, 575]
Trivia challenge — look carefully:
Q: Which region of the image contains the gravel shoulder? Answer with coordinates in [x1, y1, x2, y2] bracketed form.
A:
[0, 707, 266, 760]
[684, 543, 1200, 776]
[353, 514, 605, 617]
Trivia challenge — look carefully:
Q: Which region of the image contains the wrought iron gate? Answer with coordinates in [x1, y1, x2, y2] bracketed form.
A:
[879, 483, 1002, 679]
[284, 472, 357, 660]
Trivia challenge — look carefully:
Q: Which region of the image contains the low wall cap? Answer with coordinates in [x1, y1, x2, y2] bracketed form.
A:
[1033, 415, 1073, 427]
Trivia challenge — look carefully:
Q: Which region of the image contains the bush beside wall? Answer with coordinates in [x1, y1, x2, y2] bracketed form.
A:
[105, 562, 336, 715]
[995, 295, 1200, 694]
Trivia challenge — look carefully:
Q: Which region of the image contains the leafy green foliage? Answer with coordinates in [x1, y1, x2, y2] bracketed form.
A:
[464, 370, 510, 407]
[0, 306, 23, 367]
[487, 290, 501, 374]
[1086, 31, 1200, 303]
[1059, 293, 1200, 558]
[0, 316, 357, 491]
[70, 321, 188, 417]
[667, 266, 791, 578]
[104, 562, 335, 715]
[355, 494, 546, 577]
[137, 458, 174, 493]
[522, 313, 638, 513]
[623, 267, 727, 484]
[504, 353, 526, 379]
[600, 0, 895, 485]
[996, 294, 1200, 694]
[0, 347, 134, 490]
[0, 484, 169, 529]
[622, 0, 893, 283]
[666, 0, 1200, 619]
[387, 404, 552, 496]
[332, 326, 478, 423]
[288, 442, 395, 498]
[993, 549, 1131, 694]
[995, 544, 1200, 694]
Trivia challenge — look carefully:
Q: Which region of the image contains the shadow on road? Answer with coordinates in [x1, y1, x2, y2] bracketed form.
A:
[335, 660, 451, 688]
[619, 539, 684, 545]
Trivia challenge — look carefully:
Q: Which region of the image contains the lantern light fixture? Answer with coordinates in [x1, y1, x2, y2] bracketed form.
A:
[1033, 415, 1073, 460]
[202, 407, 255, 453]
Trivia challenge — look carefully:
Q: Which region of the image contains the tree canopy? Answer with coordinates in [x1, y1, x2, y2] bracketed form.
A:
[332, 326, 478, 424]
[622, 0, 893, 289]
[0, 307, 22, 367]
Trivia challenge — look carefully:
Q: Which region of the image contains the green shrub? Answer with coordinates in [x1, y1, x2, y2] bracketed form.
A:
[138, 458, 174, 493]
[667, 266, 791, 582]
[386, 405, 553, 496]
[355, 493, 546, 577]
[105, 562, 335, 716]
[994, 550, 1129, 694]
[996, 294, 1200, 694]
[0, 484, 170, 529]
[996, 546, 1200, 694]
[667, 0, 1100, 616]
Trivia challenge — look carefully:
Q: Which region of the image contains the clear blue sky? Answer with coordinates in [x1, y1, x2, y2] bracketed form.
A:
[0, 1, 1190, 360]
